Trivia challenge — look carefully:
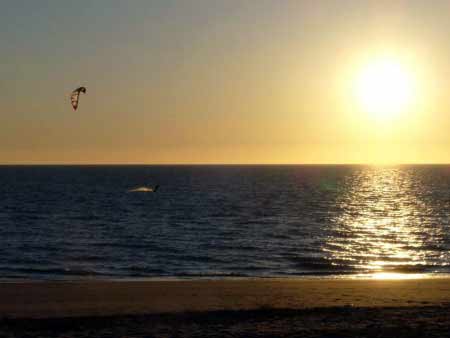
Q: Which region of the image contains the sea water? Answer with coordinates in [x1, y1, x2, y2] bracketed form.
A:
[1, 165, 449, 280]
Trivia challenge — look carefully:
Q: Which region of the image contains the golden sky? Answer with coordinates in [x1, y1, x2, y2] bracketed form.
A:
[2, 0, 450, 164]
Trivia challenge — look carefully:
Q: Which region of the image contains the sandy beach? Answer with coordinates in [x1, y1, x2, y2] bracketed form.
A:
[1, 277, 450, 337]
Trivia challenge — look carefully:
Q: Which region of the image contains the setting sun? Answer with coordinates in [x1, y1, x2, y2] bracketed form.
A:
[355, 58, 416, 119]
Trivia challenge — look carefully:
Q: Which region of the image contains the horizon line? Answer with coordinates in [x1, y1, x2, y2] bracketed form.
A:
[2, 163, 450, 166]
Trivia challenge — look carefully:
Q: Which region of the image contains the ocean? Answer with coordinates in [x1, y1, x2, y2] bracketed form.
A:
[1, 165, 449, 280]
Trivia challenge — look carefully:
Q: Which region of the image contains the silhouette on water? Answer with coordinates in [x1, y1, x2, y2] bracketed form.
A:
[128, 185, 159, 193]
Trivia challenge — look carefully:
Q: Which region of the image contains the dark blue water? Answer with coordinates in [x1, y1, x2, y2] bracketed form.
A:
[1, 165, 450, 280]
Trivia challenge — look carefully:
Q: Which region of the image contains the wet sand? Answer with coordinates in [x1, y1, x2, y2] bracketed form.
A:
[1, 278, 450, 337]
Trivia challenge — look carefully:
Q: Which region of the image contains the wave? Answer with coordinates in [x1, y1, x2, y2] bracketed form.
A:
[0, 266, 111, 277]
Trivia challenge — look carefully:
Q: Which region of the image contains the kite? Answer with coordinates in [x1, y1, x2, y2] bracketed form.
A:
[70, 86, 86, 110]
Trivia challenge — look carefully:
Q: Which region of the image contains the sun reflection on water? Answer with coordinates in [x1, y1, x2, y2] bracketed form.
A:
[366, 272, 428, 280]
[324, 166, 447, 277]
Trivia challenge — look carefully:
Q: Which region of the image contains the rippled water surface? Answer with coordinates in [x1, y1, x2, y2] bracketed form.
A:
[1, 165, 449, 279]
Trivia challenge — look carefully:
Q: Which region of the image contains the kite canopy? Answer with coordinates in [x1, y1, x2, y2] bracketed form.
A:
[70, 86, 86, 110]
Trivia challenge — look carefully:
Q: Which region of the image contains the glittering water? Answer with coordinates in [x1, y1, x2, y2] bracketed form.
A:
[1, 165, 449, 280]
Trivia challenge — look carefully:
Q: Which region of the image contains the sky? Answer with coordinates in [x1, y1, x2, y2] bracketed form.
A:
[2, 0, 450, 164]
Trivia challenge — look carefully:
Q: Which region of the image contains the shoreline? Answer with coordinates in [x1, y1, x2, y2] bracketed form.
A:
[1, 277, 450, 319]
[1, 271, 449, 283]
[2, 277, 450, 337]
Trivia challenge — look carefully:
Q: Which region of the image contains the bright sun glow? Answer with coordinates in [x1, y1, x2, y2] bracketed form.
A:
[355, 58, 415, 119]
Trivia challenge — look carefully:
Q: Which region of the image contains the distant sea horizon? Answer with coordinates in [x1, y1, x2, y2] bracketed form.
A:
[3, 163, 450, 165]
